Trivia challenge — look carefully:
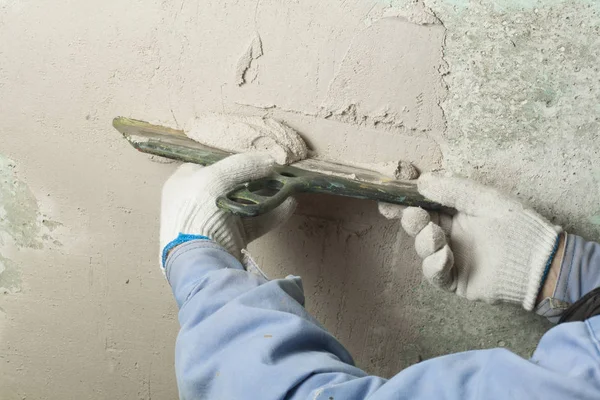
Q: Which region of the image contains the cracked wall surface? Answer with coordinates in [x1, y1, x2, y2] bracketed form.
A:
[1, 0, 596, 397]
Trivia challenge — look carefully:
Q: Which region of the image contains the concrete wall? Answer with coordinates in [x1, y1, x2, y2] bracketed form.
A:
[1, 0, 597, 398]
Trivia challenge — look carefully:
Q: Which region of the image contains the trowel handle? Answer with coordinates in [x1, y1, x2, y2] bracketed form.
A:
[216, 168, 307, 217]
[217, 165, 455, 217]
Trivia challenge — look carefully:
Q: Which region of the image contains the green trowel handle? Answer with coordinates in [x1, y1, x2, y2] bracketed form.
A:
[111, 116, 454, 218]
[216, 168, 303, 217]
[217, 165, 454, 217]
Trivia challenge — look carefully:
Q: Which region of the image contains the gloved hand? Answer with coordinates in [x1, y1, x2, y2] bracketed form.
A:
[160, 153, 296, 269]
[379, 173, 562, 311]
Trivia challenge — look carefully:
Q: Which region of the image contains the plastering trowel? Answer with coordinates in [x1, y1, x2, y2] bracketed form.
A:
[113, 117, 454, 217]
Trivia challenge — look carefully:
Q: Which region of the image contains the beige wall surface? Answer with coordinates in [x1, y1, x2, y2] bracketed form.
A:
[2, 0, 598, 398]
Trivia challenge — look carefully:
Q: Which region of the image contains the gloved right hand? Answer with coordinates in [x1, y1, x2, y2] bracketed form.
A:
[380, 173, 562, 311]
[160, 153, 296, 270]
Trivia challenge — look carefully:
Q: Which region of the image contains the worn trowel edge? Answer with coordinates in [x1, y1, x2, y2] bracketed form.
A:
[113, 117, 232, 165]
[115, 117, 407, 184]
[113, 117, 393, 180]
[113, 117, 455, 214]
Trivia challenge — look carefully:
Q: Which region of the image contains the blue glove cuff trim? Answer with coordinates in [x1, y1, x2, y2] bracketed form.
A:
[162, 233, 211, 267]
[539, 234, 561, 292]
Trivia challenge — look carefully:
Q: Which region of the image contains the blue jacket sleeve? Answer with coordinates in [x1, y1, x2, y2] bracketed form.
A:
[537, 234, 600, 320]
[554, 234, 600, 303]
[166, 239, 600, 400]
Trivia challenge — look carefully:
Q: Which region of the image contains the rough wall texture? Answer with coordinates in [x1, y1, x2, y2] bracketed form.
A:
[425, 0, 600, 240]
[2, 0, 597, 398]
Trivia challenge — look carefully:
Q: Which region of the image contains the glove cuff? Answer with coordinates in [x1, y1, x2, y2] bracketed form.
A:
[162, 233, 211, 268]
[496, 211, 561, 311]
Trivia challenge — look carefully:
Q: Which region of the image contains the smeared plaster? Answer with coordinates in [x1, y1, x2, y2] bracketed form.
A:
[364, 0, 441, 27]
[226, 0, 446, 139]
[241, 109, 444, 172]
[184, 112, 308, 164]
[319, 16, 445, 132]
[229, 11, 446, 137]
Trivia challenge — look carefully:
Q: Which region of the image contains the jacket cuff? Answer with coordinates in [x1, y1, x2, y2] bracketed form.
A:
[161, 233, 211, 268]
[166, 240, 245, 307]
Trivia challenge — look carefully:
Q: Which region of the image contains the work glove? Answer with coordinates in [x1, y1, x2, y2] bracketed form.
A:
[160, 153, 296, 270]
[379, 173, 562, 311]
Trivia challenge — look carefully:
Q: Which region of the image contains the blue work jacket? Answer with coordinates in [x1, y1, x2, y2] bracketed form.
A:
[166, 234, 600, 399]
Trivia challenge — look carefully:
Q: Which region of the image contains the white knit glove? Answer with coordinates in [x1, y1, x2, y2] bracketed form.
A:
[380, 173, 561, 311]
[160, 153, 296, 269]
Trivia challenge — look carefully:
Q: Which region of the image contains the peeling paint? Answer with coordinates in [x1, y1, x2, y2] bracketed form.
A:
[0, 255, 21, 294]
[0, 155, 42, 292]
[235, 34, 263, 86]
[0, 155, 42, 249]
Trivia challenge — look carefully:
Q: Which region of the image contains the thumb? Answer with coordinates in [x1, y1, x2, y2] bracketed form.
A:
[207, 153, 276, 193]
[418, 173, 516, 217]
[243, 197, 297, 242]
[163, 163, 203, 194]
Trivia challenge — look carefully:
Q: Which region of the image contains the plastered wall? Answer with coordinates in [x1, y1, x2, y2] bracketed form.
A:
[2, 0, 598, 398]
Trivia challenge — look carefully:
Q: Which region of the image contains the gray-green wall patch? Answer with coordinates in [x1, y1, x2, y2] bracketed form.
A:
[0, 155, 43, 292]
[425, 0, 600, 240]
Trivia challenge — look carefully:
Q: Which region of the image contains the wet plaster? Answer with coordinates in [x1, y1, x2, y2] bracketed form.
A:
[0, 0, 593, 398]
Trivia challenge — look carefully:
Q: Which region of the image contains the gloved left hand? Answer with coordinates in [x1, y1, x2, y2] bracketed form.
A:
[160, 153, 296, 269]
